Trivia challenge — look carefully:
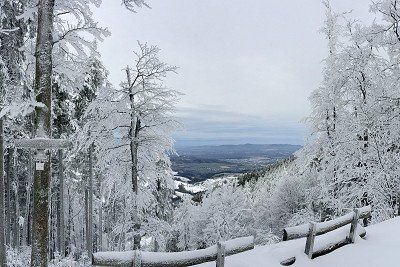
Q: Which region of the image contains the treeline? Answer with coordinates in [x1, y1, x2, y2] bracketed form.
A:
[237, 157, 295, 186]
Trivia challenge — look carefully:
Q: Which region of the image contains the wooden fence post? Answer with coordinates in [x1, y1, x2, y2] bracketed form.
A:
[349, 208, 360, 243]
[216, 241, 226, 267]
[304, 222, 316, 259]
[133, 250, 142, 267]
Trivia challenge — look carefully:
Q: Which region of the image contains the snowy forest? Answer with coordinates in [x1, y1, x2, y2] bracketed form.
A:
[1, 0, 400, 266]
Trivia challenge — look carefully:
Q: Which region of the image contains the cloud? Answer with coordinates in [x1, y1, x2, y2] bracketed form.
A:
[93, 0, 371, 147]
[174, 106, 306, 147]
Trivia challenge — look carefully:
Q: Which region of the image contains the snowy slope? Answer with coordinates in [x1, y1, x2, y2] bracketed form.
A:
[196, 217, 400, 267]
[174, 175, 237, 195]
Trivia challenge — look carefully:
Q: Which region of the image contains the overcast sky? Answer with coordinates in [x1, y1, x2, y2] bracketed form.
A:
[93, 0, 372, 146]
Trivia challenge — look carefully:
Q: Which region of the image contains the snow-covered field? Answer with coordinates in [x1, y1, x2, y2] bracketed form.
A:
[174, 175, 237, 195]
[197, 217, 400, 267]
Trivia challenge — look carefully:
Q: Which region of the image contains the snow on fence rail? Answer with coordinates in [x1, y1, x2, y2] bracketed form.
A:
[281, 205, 371, 263]
[92, 236, 254, 267]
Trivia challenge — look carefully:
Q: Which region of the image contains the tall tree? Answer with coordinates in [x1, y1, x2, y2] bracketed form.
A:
[82, 42, 180, 251]
[30, 0, 55, 265]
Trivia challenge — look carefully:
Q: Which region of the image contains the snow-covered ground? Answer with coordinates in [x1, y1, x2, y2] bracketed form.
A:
[197, 217, 400, 267]
[174, 175, 238, 195]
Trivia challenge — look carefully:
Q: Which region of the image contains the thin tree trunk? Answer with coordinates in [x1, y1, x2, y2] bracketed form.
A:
[30, 0, 55, 265]
[126, 67, 141, 250]
[5, 149, 11, 247]
[98, 201, 103, 251]
[117, 198, 127, 251]
[9, 148, 16, 249]
[12, 149, 19, 249]
[0, 118, 6, 267]
[86, 145, 94, 257]
[66, 188, 72, 256]
[22, 178, 32, 246]
[55, 181, 59, 255]
[58, 150, 65, 256]
[14, 183, 20, 249]
[48, 181, 55, 260]
[21, 152, 32, 246]
[85, 188, 89, 253]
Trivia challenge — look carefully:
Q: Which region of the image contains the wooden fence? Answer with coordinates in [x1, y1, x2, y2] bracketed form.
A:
[281, 205, 371, 264]
[92, 236, 254, 267]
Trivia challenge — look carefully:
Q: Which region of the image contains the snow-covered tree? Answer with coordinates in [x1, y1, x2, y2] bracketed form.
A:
[81, 42, 180, 251]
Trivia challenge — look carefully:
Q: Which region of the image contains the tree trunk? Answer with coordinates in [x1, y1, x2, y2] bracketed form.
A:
[48, 184, 54, 260]
[0, 118, 6, 267]
[58, 150, 65, 256]
[22, 187, 32, 246]
[126, 67, 141, 250]
[85, 187, 88, 251]
[98, 200, 103, 251]
[30, 0, 55, 265]
[86, 145, 94, 258]
[12, 149, 20, 249]
[13, 183, 20, 249]
[8, 148, 16, 249]
[5, 148, 11, 246]
[66, 188, 72, 256]
[50, 174, 60, 260]
[22, 151, 33, 246]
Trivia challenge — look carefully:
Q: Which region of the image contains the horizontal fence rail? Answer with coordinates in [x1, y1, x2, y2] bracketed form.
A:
[283, 206, 371, 241]
[281, 205, 371, 262]
[92, 236, 254, 267]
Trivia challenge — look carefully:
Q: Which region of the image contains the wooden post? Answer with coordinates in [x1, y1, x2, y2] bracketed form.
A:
[304, 222, 316, 259]
[216, 241, 226, 267]
[349, 208, 360, 243]
[133, 250, 142, 267]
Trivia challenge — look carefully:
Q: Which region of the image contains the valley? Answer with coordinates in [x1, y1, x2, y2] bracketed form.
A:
[171, 143, 301, 182]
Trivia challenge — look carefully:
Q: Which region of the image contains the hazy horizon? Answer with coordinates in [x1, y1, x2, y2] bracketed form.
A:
[174, 140, 304, 148]
[93, 0, 372, 146]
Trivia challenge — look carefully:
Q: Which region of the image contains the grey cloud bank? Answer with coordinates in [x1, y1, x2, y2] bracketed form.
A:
[174, 106, 306, 147]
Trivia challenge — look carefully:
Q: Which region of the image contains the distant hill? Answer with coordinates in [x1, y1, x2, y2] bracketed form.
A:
[171, 144, 301, 182]
[176, 143, 301, 159]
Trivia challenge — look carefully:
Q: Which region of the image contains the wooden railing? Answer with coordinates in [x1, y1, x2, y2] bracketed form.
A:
[92, 236, 254, 267]
[281, 205, 371, 264]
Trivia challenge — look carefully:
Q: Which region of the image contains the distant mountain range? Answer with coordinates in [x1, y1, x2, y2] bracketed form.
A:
[171, 144, 301, 182]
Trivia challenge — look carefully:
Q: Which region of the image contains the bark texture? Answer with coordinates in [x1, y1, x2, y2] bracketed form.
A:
[5, 148, 11, 246]
[0, 118, 6, 267]
[30, 0, 55, 266]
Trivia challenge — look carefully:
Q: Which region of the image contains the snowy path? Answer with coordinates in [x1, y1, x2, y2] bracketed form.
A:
[196, 217, 400, 267]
